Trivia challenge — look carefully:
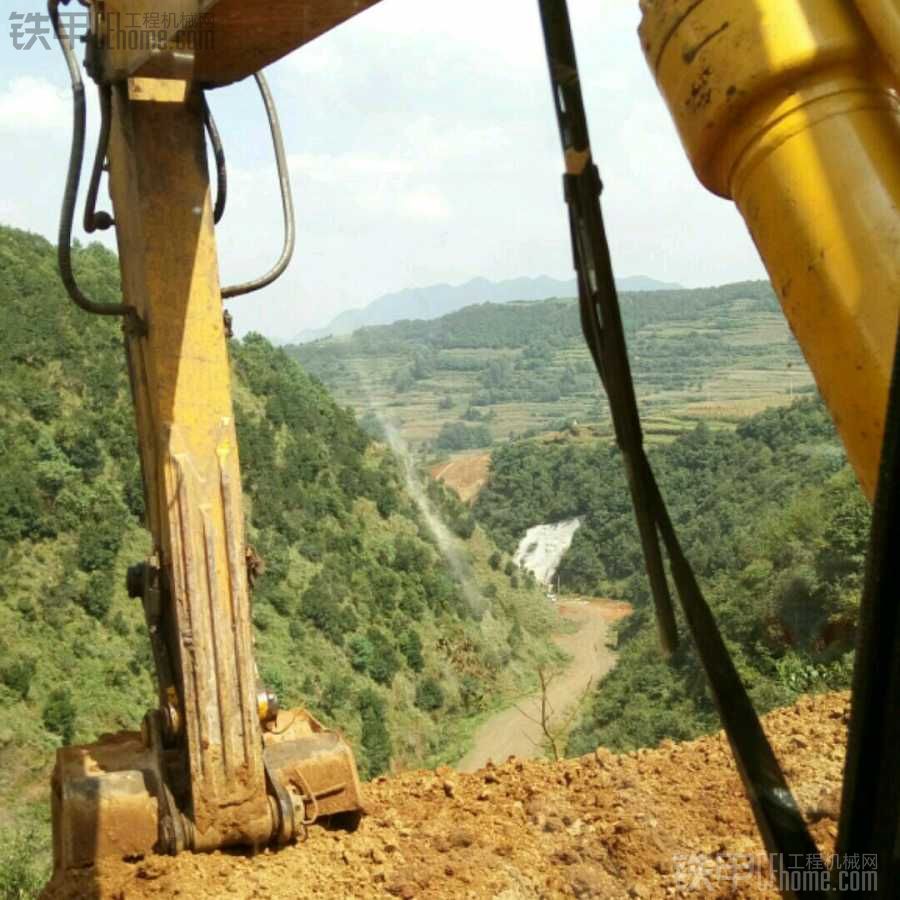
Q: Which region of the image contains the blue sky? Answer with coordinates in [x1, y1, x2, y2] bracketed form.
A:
[0, 0, 766, 340]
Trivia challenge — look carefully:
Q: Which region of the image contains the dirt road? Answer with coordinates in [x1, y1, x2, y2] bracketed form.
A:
[456, 599, 632, 773]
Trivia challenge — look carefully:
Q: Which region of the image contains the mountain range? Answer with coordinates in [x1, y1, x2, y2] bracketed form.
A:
[291, 274, 682, 343]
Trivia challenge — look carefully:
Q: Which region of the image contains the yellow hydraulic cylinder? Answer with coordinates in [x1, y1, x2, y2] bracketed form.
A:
[856, 0, 900, 87]
[639, 0, 900, 500]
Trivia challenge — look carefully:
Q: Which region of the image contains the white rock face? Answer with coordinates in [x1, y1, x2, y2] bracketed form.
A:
[513, 518, 582, 587]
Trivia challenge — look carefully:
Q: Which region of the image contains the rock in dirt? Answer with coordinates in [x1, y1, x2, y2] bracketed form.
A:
[43, 692, 849, 900]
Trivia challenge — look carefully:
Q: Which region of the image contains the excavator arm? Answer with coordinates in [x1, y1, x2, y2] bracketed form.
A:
[540, 0, 900, 893]
[50, 0, 379, 872]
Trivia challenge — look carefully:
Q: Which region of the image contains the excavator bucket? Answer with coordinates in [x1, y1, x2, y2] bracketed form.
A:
[51, 709, 362, 873]
[263, 710, 364, 827]
[52, 732, 162, 871]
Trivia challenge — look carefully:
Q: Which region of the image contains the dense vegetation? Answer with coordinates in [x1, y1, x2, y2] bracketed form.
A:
[0, 221, 863, 894]
[474, 400, 868, 752]
[0, 226, 553, 892]
[297, 280, 779, 357]
[289, 281, 811, 449]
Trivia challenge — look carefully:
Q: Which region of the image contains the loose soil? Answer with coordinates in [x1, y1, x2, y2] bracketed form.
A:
[456, 599, 630, 772]
[45, 692, 848, 899]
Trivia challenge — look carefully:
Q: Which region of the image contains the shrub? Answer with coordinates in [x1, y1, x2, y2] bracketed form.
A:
[365, 628, 401, 686]
[451, 513, 476, 540]
[399, 629, 424, 672]
[42, 688, 76, 743]
[76, 484, 127, 573]
[0, 658, 35, 700]
[357, 689, 391, 778]
[434, 422, 492, 451]
[348, 634, 374, 674]
[0, 826, 47, 900]
[459, 674, 484, 712]
[415, 677, 445, 712]
[79, 570, 114, 621]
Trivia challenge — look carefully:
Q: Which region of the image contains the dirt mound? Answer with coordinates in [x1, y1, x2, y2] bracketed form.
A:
[45, 692, 848, 899]
[430, 453, 491, 503]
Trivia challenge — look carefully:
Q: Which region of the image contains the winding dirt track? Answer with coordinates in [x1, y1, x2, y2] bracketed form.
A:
[456, 599, 632, 773]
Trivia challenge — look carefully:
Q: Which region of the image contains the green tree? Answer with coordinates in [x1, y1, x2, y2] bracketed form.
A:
[357, 689, 391, 778]
[365, 628, 401, 686]
[434, 422, 492, 451]
[399, 629, 424, 672]
[415, 677, 445, 711]
[43, 688, 77, 744]
[348, 634, 374, 674]
[79, 570, 114, 621]
[0, 658, 35, 700]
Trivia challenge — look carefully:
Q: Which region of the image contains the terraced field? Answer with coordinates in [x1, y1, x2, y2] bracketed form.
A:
[289, 281, 813, 455]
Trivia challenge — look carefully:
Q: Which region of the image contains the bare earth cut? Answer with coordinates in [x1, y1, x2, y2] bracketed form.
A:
[430, 452, 492, 504]
[45, 692, 848, 899]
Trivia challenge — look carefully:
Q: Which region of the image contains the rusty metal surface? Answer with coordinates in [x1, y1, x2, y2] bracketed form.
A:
[96, 0, 382, 86]
[51, 711, 363, 872]
[264, 709, 363, 824]
[52, 732, 161, 872]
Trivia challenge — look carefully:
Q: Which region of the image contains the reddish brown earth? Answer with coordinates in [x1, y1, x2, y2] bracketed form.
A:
[430, 452, 492, 503]
[45, 692, 848, 899]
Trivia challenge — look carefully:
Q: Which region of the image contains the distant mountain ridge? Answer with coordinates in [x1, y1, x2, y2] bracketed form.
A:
[291, 274, 681, 343]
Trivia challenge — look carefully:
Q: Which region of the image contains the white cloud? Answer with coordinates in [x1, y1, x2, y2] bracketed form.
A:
[0, 0, 768, 341]
[400, 186, 450, 221]
[288, 151, 413, 184]
[0, 76, 69, 132]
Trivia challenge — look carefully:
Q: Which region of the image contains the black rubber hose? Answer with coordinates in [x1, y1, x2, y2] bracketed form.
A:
[83, 83, 114, 233]
[203, 94, 228, 225]
[49, 0, 137, 321]
[221, 71, 295, 299]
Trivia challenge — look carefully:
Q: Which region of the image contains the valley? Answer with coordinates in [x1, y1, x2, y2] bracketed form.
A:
[0, 227, 558, 892]
[0, 226, 868, 898]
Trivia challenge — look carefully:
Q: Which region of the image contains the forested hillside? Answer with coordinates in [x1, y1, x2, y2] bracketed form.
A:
[474, 400, 869, 751]
[0, 226, 553, 892]
[289, 281, 812, 449]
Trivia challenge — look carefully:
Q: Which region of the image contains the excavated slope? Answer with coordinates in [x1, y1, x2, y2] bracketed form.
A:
[45, 692, 848, 899]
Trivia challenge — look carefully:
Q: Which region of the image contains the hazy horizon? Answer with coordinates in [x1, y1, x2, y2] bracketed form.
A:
[1, 0, 767, 340]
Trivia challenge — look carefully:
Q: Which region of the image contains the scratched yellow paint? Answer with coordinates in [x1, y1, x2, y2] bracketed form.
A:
[641, 0, 900, 500]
